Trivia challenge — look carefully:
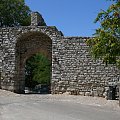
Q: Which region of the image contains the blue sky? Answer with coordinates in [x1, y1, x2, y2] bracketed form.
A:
[25, 0, 114, 37]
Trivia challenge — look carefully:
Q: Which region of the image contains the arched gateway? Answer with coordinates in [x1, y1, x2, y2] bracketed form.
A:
[0, 12, 63, 93]
[15, 32, 52, 93]
[0, 12, 120, 97]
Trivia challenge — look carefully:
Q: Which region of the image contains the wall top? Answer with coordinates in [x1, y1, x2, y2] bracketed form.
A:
[31, 12, 46, 26]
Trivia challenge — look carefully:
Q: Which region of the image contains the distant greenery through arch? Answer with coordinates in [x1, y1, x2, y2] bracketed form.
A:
[25, 53, 51, 88]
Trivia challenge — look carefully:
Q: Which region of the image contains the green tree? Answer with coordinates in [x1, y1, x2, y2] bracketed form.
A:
[0, 0, 31, 27]
[87, 0, 120, 66]
[25, 53, 51, 88]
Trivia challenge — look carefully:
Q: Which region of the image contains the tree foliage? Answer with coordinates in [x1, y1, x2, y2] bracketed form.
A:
[0, 0, 31, 27]
[87, 0, 120, 66]
[25, 53, 51, 88]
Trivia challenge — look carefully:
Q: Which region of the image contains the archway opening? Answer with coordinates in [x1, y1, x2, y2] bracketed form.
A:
[15, 31, 52, 93]
[25, 53, 51, 94]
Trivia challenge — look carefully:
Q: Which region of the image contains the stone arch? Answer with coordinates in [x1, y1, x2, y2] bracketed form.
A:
[15, 31, 52, 93]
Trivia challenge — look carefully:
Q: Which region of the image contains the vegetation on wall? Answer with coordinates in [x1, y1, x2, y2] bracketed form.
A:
[25, 53, 51, 88]
[0, 0, 31, 27]
[87, 0, 120, 67]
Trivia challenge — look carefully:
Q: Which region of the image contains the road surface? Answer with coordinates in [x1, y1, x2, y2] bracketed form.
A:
[0, 93, 120, 120]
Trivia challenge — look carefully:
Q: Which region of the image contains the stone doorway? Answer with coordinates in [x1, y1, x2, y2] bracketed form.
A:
[15, 31, 52, 93]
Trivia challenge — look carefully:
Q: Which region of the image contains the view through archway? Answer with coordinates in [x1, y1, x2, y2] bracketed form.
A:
[25, 53, 51, 94]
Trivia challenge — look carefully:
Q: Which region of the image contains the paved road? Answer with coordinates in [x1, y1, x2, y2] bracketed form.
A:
[0, 95, 120, 120]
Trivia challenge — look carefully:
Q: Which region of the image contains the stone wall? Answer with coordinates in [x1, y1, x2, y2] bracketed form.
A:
[51, 37, 120, 97]
[0, 12, 120, 97]
[0, 26, 62, 92]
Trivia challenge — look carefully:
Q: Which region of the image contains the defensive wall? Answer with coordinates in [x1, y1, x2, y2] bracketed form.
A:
[0, 12, 120, 97]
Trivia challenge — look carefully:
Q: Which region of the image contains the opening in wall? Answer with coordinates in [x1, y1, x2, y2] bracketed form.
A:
[24, 53, 51, 94]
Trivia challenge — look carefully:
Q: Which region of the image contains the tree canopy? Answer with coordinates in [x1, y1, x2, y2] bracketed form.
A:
[0, 0, 31, 27]
[25, 53, 51, 88]
[87, 0, 120, 67]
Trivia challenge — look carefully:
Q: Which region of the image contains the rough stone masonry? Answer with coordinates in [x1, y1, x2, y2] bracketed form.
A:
[0, 12, 120, 97]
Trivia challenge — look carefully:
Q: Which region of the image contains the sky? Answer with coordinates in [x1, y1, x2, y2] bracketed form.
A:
[25, 0, 114, 37]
